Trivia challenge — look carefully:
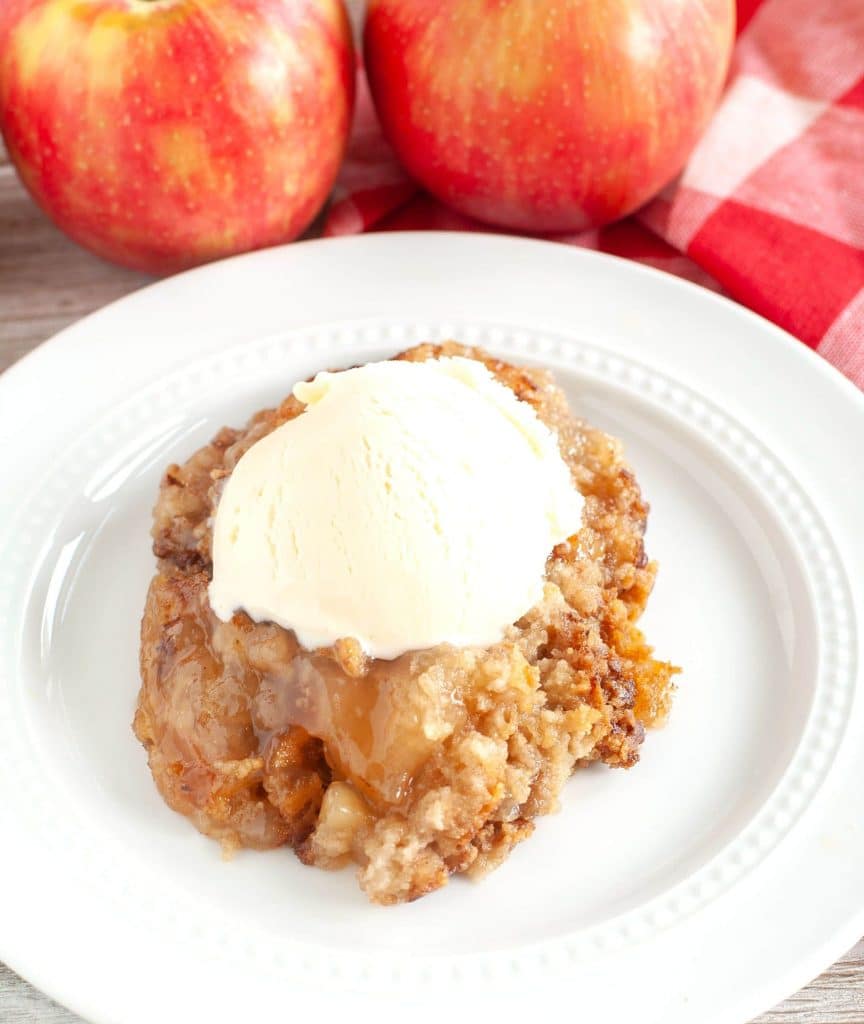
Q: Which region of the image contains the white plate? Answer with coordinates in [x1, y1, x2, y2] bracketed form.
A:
[0, 233, 862, 1024]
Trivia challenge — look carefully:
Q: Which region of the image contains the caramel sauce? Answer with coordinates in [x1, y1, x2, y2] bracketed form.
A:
[218, 616, 466, 811]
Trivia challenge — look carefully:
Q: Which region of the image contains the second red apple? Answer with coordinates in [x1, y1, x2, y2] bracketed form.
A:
[365, 0, 735, 232]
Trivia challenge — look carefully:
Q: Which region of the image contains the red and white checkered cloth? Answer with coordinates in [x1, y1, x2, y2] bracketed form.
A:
[324, 0, 864, 389]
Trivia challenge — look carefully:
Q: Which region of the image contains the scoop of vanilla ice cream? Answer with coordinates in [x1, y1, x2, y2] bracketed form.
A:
[208, 356, 583, 659]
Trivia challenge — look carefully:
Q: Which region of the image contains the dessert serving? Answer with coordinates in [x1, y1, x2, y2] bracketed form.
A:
[134, 343, 677, 904]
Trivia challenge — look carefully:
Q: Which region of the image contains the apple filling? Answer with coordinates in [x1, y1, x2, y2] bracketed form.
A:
[134, 343, 677, 903]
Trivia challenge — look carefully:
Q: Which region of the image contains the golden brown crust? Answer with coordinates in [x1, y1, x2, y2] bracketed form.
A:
[135, 343, 678, 903]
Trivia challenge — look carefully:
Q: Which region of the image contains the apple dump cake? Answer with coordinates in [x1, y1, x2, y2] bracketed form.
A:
[134, 343, 677, 904]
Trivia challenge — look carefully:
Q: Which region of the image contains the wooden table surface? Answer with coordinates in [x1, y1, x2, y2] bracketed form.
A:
[1, 142, 863, 1024]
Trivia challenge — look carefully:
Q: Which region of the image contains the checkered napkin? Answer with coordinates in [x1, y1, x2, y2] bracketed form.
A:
[324, 0, 864, 389]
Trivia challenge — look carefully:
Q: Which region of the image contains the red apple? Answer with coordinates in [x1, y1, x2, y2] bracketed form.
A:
[0, 0, 355, 273]
[364, 0, 734, 232]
